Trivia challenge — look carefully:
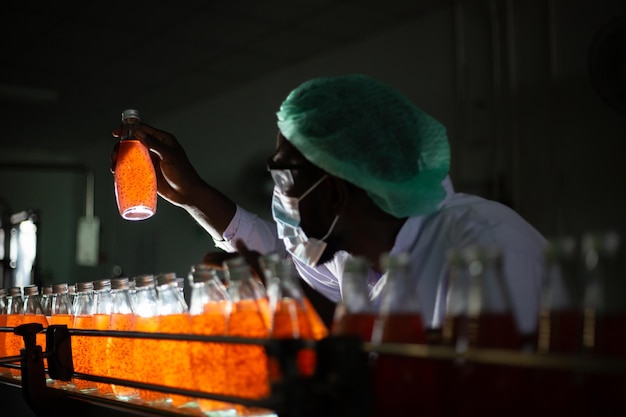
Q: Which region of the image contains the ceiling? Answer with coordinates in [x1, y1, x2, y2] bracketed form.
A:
[0, 0, 444, 152]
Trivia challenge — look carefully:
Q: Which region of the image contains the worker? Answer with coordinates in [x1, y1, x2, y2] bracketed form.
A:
[111, 74, 546, 336]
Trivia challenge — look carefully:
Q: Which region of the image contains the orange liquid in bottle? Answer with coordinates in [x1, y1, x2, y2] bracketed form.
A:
[0, 314, 8, 376]
[72, 315, 98, 392]
[132, 315, 170, 404]
[159, 313, 196, 408]
[106, 313, 138, 400]
[302, 298, 329, 340]
[114, 140, 157, 221]
[91, 313, 112, 395]
[374, 313, 438, 417]
[47, 314, 75, 389]
[271, 298, 316, 377]
[225, 299, 270, 399]
[331, 310, 377, 341]
[24, 313, 49, 378]
[5, 314, 26, 379]
[190, 301, 232, 413]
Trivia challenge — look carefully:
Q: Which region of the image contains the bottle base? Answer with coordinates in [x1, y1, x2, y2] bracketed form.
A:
[121, 206, 155, 221]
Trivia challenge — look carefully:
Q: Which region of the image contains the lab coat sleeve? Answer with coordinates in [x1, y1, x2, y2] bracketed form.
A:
[213, 205, 286, 256]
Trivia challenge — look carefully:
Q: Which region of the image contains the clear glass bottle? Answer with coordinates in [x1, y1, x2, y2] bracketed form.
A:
[92, 279, 113, 395]
[155, 272, 196, 409]
[538, 236, 584, 354]
[48, 282, 75, 389]
[440, 248, 473, 352]
[224, 256, 270, 403]
[106, 277, 139, 401]
[22, 284, 49, 350]
[72, 281, 98, 393]
[132, 274, 170, 406]
[581, 230, 625, 356]
[262, 252, 328, 341]
[581, 231, 626, 416]
[0, 288, 10, 376]
[5, 286, 25, 379]
[533, 238, 588, 417]
[68, 283, 77, 307]
[114, 109, 157, 221]
[40, 285, 53, 321]
[50, 283, 74, 323]
[455, 246, 529, 416]
[371, 252, 437, 417]
[188, 263, 234, 414]
[331, 255, 377, 341]
[264, 255, 318, 378]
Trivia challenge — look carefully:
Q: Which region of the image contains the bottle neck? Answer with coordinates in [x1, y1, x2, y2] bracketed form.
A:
[121, 117, 140, 141]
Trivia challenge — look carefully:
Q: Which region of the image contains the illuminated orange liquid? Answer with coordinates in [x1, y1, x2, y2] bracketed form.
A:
[0, 314, 8, 376]
[114, 139, 157, 220]
[225, 299, 270, 399]
[24, 313, 49, 377]
[5, 314, 26, 378]
[190, 301, 233, 413]
[271, 298, 316, 377]
[49, 313, 74, 327]
[132, 315, 170, 404]
[91, 313, 113, 395]
[302, 298, 329, 340]
[158, 313, 196, 408]
[72, 315, 98, 392]
[106, 313, 138, 400]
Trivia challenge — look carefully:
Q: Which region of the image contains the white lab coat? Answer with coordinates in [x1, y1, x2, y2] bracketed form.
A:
[215, 177, 546, 334]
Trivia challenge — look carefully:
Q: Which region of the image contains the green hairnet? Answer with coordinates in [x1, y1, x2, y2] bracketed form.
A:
[276, 74, 450, 218]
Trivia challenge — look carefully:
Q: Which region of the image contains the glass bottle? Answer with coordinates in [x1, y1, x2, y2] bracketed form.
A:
[72, 281, 98, 393]
[0, 288, 9, 376]
[581, 231, 626, 416]
[5, 286, 25, 379]
[456, 246, 529, 416]
[437, 248, 473, 417]
[40, 285, 53, 321]
[106, 277, 139, 401]
[48, 282, 75, 389]
[538, 236, 584, 354]
[371, 252, 437, 417]
[261, 252, 328, 340]
[265, 255, 318, 378]
[581, 230, 625, 355]
[440, 248, 472, 352]
[534, 237, 588, 417]
[331, 255, 377, 341]
[92, 279, 113, 395]
[155, 272, 196, 409]
[224, 256, 271, 403]
[22, 284, 49, 355]
[68, 283, 77, 307]
[50, 283, 74, 324]
[132, 274, 171, 406]
[114, 109, 157, 221]
[188, 264, 234, 414]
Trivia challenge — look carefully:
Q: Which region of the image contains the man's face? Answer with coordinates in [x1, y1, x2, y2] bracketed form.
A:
[268, 134, 340, 265]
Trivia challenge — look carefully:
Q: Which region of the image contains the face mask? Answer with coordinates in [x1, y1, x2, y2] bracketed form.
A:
[271, 171, 339, 266]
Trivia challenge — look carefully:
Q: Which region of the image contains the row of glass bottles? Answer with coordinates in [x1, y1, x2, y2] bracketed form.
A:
[1, 255, 329, 416]
[329, 231, 625, 417]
